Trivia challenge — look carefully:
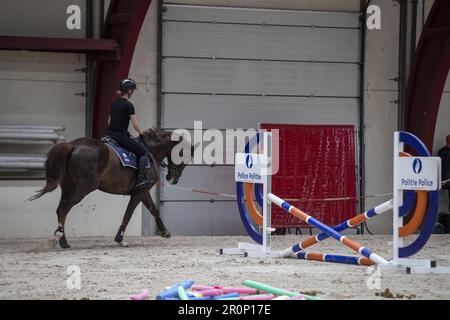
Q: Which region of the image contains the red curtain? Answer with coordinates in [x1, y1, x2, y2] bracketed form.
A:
[261, 124, 357, 228]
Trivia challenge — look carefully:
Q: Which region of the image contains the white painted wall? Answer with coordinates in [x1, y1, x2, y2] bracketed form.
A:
[363, 0, 400, 234]
[126, 1, 160, 235]
[128, 0, 159, 133]
[0, 181, 140, 238]
[0, 51, 86, 148]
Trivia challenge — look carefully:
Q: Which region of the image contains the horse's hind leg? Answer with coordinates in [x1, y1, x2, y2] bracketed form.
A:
[141, 192, 171, 238]
[52, 199, 73, 249]
[51, 182, 90, 249]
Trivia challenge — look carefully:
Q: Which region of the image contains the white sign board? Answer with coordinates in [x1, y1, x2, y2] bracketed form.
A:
[396, 157, 441, 191]
[235, 153, 268, 183]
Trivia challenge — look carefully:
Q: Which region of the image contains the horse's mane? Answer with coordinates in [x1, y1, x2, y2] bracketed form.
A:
[142, 128, 181, 149]
[142, 128, 172, 142]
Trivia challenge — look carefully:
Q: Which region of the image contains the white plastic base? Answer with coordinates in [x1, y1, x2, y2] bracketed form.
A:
[220, 242, 281, 258]
[378, 259, 450, 274]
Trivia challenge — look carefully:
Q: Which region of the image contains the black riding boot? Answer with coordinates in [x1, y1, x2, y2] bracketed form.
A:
[135, 156, 151, 191]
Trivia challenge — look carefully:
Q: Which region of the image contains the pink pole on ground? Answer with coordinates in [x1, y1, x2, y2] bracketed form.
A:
[197, 289, 223, 296]
[191, 285, 213, 291]
[192, 285, 260, 295]
[239, 294, 276, 300]
[128, 289, 149, 300]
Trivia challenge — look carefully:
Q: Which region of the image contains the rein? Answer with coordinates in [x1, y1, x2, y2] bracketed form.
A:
[138, 136, 169, 169]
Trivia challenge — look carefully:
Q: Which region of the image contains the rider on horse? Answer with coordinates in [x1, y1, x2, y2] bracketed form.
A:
[107, 78, 151, 191]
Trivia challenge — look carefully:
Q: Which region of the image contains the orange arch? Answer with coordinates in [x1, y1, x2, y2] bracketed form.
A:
[398, 152, 427, 237]
[244, 183, 263, 226]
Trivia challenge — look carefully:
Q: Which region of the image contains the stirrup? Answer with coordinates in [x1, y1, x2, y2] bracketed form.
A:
[135, 176, 151, 191]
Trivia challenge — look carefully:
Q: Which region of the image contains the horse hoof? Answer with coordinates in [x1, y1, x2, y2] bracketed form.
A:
[159, 230, 171, 238]
[49, 237, 58, 248]
[59, 239, 71, 249]
[118, 241, 129, 247]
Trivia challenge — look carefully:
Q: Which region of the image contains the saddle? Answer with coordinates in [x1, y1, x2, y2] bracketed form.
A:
[101, 136, 151, 169]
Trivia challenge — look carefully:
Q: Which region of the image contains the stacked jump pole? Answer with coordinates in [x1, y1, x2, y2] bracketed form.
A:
[221, 130, 450, 274]
[279, 199, 394, 265]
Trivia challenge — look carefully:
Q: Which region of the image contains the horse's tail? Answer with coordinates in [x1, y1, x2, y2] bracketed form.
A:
[28, 142, 74, 201]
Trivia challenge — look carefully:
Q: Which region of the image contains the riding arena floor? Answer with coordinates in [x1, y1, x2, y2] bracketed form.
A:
[1, 235, 450, 300]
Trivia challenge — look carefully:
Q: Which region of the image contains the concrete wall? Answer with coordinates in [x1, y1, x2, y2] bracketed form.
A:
[363, 0, 400, 234]
[129, 0, 159, 133]
[0, 51, 86, 152]
[127, 0, 160, 235]
[0, 181, 140, 238]
[0, 0, 86, 38]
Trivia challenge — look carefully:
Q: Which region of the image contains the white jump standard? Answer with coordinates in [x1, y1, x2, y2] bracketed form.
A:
[221, 130, 450, 274]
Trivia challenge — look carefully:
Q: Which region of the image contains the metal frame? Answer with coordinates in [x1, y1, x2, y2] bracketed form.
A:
[0, 36, 119, 55]
[92, 0, 153, 138]
[357, 0, 369, 221]
[405, 0, 450, 150]
[85, 0, 94, 138]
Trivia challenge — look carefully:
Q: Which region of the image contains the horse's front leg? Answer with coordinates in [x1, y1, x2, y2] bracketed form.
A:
[141, 192, 171, 238]
[114, 194, 143, 246]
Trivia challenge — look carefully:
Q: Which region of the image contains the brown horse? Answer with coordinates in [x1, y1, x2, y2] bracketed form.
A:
[29, 129, 194, 249]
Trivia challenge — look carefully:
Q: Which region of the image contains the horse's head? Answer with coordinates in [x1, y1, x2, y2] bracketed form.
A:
[165, 141, 199, 184]
[140, 129, 199, 185]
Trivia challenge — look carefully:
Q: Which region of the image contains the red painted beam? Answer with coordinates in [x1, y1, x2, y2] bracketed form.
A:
[92, 0, 152, 139]
[0, 36, 119, 54]
[405, 0, 450, 151]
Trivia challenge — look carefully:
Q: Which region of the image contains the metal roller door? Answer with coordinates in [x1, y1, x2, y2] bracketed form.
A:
[160, 4, 361, 235]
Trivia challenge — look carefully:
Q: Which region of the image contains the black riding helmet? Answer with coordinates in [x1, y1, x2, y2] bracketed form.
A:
[118, 78, 137, 92]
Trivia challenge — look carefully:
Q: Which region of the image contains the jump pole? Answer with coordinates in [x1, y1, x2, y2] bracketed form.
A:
[279, 199, 393, 258]
[267, 193, 389, 265]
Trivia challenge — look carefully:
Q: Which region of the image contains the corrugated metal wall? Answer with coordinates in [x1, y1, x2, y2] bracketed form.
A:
[160, 4, 361, 235]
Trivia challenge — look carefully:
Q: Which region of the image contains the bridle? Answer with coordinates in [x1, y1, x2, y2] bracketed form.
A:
[138, 135, 169, 169]
[159, 159, 168, 169]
